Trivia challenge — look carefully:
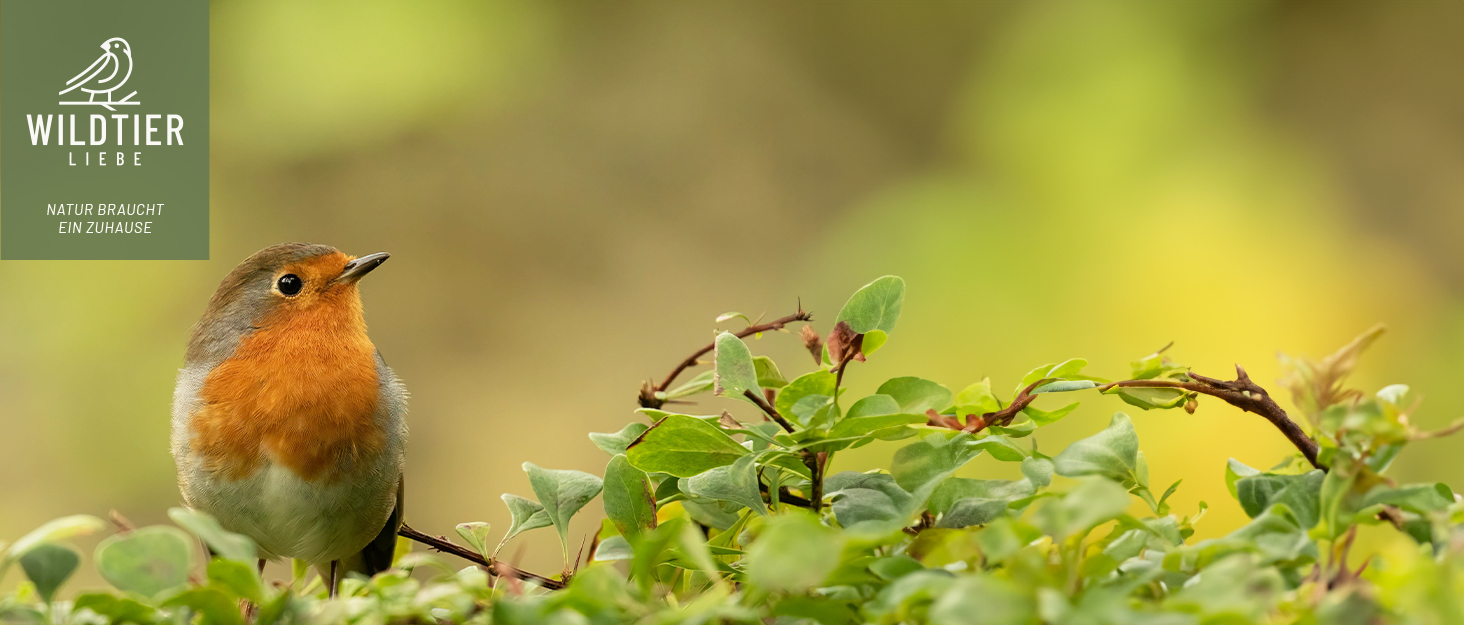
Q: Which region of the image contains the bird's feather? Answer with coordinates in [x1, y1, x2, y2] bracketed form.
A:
[60, 53, 115, 94]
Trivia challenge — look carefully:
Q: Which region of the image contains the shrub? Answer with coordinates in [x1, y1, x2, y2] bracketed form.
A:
[3, 276, 1462, 625]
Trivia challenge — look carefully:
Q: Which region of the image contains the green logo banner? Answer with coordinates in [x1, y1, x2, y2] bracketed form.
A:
[2, 0, 209, 260]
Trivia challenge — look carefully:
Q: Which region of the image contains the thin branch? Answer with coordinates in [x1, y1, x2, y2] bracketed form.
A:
[927, 378, 1053, 435]
[744, 389, 797, 434]
[758, 481, 813, 509]
[398, 524, 566, 590]
[640, 308, 814, 407]
[1099, 365, 1324, 470]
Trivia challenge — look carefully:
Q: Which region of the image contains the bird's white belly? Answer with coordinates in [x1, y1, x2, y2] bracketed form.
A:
[182, 458, 397, 565]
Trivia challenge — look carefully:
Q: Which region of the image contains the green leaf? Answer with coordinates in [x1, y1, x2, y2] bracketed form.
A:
[19, 543, 79, 603]
[891, 434, 980, 494]
[1022, 401, 1080, 426]
[602, 455, 658, 539]
[588, 422, 650, 456]
[877, 377, 953, 415]
[862, 329, 890, 356]
[951, 379, 1002, 414]
[716, 311, 751, 325]
[1225, 459, 1261, 499]
[1034, 477, 1131, 539]
[523, 462, 604, 562]
[753, 356, 787, 388]
[970, 435, 1028, 461]
[664, 370, 715, 400]
[1031, 380, 1098, 394]
[497, 494, 553, 553]
[825, 472, 916, 530]
[454, 522, 493, 562]
[930, 576, 1035, 625]
[1109, 386, 1189, 410]
[746, 512, 845, 592]
[835, 276, 905, 335]
[72, 593, 156, 623]
[714, 332, 761, 399]
[95, 526, 195, 597]
[206, 557, 263, 603]
[686, 454, 768, 516]
[626, 414, 749, 477]
[930, 478, 1036, 528]
[168, 508, 257, 563]
[593, 535, 634, 561]
[1, 514, 104, 576]
[824, 413, 928, 442]
[1053, 412, 1140, 484]
[1235, 470, 1325, 529]
[161, 587, 244, 625]
[777, 370, 838, 426]
[847, 394, 901, 418]
[1362, 482, 1455, 515]
[1022, 455, 1054, 488]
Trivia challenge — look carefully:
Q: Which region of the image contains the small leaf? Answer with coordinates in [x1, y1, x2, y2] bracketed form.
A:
[714, 332, 761, 399]
[1021, 455, 1054, 488]
[603, 455, 658, 539]
[847, 394, 901, 418]
[716, 311, 751, 325]
[19, 543, 79, 602]
[454, 522, 493, 562]
[168, 507, 257, 563]
[952, 379, 1001, 414]
[1108, 386, 1189, 410]
[862, 329, 890, 356]
[1225, 459, 1261, 499]
[206, 557, 263, 603]
[1022, 402, 1079, 426]
[664, 370, 715, 400]
[746, 512, 845, 592]
[1031, 380, 1098, 394]
[626, 414, 750, 477]
[1053, 412, 1140, 484]
[593, 535, 634, 561]
[497, 494, 552, 553]
[161, 587, 244, 625]
[2, 515, 104, 576]
[1235, 470, 1325, 529]
[835, 276, 905, 335]
[686, 454, 768, 516]
[777, 370, 838, 428]
[72, 593, 156, 623]
[891, 434, 980, 495]
[753, 356, 787, 388]
[524, 463, 604, 562]
[95, 526, 195, 597]
[1034, 477, 1131, 539]
[589, 422, 650, 456]
[877, 377, 953, 415]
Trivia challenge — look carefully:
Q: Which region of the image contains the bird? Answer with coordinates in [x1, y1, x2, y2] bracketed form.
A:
[59, 37, 134, 103]
[170, 243, 407, 595]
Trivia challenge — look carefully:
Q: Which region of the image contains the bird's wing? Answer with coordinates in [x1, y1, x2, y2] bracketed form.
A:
[60, 53, 115, 94]
[350, 475, 403, 576]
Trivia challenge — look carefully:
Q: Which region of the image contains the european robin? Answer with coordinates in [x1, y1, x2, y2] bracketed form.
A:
[170, 243, 407, 593]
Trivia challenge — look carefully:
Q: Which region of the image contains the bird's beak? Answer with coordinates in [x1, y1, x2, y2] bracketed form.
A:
[100, 42, 109, 51]
[335, 252, 390, 285]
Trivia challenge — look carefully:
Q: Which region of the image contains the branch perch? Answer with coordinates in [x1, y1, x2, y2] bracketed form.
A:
[398, 524, 566, 590]
[639, 308, 813, 408]
[1100, 365, 1324, 470]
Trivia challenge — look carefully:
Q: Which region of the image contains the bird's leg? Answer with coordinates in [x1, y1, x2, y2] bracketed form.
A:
[239, 559, 265, 622]
[328, 561, 339, 598]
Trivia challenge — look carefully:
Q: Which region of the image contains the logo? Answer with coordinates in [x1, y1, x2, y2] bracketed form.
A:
[58, 37, 139, 111]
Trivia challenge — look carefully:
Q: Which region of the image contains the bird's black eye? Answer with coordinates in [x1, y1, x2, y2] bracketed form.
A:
[277, 274, 303, 296]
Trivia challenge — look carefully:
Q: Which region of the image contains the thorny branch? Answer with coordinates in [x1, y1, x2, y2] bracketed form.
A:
[743, 390, 827, 511]
[1100, 365, 1324, 470]
[398, 524, 567, 590]
[925, 378, 1054, 435]
[639, 308, 814, 408]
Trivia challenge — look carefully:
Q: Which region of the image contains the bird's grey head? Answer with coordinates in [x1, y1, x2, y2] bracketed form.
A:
[101, 38, 130, 56]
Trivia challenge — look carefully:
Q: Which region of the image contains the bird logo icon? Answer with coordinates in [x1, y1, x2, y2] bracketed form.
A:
[59, 37, 140, 111]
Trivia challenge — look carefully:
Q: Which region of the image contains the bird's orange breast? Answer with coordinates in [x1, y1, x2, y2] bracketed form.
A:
[188, 277, 385, 483]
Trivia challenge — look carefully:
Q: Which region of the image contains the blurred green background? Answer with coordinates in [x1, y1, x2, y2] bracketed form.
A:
[5, 0, 1464, 582]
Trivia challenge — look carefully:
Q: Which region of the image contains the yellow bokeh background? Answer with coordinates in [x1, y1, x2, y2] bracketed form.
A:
[4, 0, 1464, 584]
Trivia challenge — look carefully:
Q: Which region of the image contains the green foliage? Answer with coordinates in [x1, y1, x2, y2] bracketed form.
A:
[5, 279, 1464, 625]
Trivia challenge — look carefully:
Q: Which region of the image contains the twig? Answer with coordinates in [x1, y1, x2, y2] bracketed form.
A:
[398, 524, 566, 590]
[758, 482, 813, 508]
[1099, 365, 1324, 470]
[926, 378, 1054, 435]
[640, 308, 813, 408]
[744, 389, 797, 434]
[108, 510, 136, 534]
